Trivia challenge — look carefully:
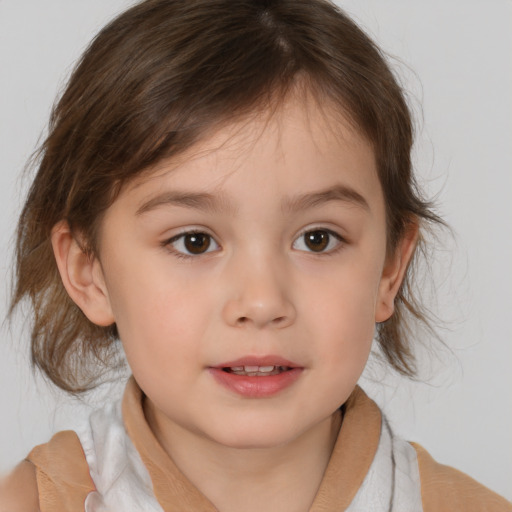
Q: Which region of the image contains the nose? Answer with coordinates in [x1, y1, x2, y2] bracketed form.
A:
[221, 254, 296, 329]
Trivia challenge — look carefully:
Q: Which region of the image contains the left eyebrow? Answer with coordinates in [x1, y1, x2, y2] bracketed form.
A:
[282, 184, 370, 213]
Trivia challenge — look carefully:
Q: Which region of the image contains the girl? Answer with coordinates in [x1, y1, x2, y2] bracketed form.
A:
[1, 0, 511, 510]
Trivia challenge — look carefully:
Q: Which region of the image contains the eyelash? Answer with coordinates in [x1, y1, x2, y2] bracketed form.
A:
[292, 228, 345, 256]
[162, 228, 346, 259]
[162, 230, 220, 260]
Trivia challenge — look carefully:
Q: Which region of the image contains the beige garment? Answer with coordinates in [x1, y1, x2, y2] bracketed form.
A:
[26, 429, 95, 511]
[27, 377, 512, 511]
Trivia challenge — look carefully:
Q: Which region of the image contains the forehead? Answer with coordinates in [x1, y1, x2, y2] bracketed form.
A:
[119, 94, 382, 217]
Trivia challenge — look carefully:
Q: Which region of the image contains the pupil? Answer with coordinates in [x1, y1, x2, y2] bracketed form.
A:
[184, 233, 210, 254]
[305, 230, 328, 252]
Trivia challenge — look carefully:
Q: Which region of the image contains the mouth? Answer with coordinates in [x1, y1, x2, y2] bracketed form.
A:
[213, 355, 301, 374]
[222, 365, 292, 377]
[210, 356, 303, 397]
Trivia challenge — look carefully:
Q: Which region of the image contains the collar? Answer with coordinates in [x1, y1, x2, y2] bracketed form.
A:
[122, 377, 381, 511]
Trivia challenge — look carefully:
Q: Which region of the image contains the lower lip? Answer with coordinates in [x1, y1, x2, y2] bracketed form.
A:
[209, 368, 303, 398]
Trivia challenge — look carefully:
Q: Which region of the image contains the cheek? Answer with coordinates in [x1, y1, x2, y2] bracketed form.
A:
[107, 268, 216, 366]
[302, 259, 381, 364]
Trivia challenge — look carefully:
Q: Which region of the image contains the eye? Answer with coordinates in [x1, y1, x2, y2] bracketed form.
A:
[166, 231, 220, 256]
[293, 229, 343, 253]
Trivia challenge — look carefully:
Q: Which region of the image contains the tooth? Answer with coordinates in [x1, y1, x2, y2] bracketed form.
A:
[228, 365, 283, 376]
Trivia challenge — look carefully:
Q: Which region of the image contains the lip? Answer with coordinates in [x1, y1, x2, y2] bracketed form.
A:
[214, 355, 300, 369]
[209, 355, 303, 398]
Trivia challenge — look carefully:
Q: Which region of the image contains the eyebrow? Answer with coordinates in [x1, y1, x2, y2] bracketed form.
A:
[136, 184, 370, 216]
[282, 184, 370, 214]
[136, 191, 237, 216]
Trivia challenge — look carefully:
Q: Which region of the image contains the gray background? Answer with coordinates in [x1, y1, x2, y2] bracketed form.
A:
[1, 0, 511, 500]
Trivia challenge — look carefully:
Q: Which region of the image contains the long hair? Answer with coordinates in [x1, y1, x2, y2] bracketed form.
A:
[11, 0, 443, 392]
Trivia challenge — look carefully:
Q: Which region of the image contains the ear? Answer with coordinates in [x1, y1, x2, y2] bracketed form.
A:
[375, 221, 419, 323]
[51, 221, 115, 326]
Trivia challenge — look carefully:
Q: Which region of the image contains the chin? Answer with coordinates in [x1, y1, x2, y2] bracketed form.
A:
[204, 416, 305, 450]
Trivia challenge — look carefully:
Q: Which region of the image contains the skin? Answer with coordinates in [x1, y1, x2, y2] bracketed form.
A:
[47, 94, 417, 512]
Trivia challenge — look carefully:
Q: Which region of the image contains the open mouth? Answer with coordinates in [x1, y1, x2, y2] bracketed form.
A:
[211, 360, 302, 396]
[222, 365, 292, 377]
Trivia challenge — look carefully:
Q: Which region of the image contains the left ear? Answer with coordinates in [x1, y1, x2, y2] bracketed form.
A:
[375, 221, 419, 323]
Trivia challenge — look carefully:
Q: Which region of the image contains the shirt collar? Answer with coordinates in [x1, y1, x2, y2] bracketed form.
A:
[122, 376, 381, 511]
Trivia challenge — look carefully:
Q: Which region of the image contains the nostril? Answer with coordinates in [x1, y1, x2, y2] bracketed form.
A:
[235, 315, 289, 327]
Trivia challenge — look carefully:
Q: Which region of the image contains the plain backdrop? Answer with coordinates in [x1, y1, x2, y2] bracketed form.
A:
[1, 0, 511, 501]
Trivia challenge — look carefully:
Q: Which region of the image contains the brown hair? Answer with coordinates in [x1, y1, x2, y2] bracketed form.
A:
[11, 0, 443, 393]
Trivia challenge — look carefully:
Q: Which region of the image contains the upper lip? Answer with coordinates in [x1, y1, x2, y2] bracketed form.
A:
[212, 355, 301, 368]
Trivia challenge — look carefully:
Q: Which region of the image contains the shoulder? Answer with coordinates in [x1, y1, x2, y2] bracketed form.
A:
[0, 430, 96, 512]
[411, 442, 512, 512]
[0, 460, 40, 512]
[27, 430, 95, 512]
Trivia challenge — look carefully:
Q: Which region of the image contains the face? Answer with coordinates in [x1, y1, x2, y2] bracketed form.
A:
[87, 96, 403, 449]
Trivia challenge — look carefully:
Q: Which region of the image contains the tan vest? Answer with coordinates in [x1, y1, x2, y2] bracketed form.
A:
[27, 377, 512, 511]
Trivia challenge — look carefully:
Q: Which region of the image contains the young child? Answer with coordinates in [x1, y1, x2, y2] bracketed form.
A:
[1, 0, 510, 510]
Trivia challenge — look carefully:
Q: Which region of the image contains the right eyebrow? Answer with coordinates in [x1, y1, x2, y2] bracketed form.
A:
[135, 191, 238, 216]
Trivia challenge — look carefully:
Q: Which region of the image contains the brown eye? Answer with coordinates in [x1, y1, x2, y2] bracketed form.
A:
[167, 231, 219, 256]
[304, 230, 329, 252]
[183, 233, 211, 254]
[293, 229, 342, 253]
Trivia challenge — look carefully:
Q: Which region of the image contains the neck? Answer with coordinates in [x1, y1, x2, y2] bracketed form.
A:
[144, 402, 342, 512]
